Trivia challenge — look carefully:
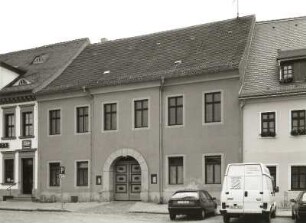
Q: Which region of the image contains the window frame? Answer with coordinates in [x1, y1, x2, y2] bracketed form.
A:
[280, 63, 294, 82]
[260, 112, 276, 137]
[4, 113, 15, 138]
[21, 111, 34, 137]
[291, 110, 306, 136]
[204, 155, 222, 184]
[48, 162, 61, 187]
[266, 165, 278, 188]
[48, 109, 61, 136]
[133, 98, 149, 129]
[290, 165, 306, 190]
[76, 105, 90, 134]
[166, 155, 185, 185]
[203, 90, 223, 125]
[166, 95, 184, 127]
[75, 160, 89, 187]
[102, 102, 118, 132]
[3, 159, 14, 184]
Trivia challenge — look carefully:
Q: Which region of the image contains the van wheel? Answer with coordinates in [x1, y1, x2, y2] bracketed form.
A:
[169, 213, 176, 220]
[223, 214, 230, 223]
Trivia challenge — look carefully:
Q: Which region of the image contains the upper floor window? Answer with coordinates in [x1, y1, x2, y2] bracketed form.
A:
[205, 156, 221, 184]
[49, 109, 61, 135]
[134, 99, 148, 128]
[168, 96, 183, 126]
[280, 64, 293, 83]
[291, 110, 306, 136]
[4, 113, 15, 138]
[168, 156, 184, 185]
[261, 112, 276, 137]
[204, 92, 221, 123]
[22, 112, 34, 137]
[267, 166, 277, 188]
[104, 103, 117, 131]
[76, 106, 89, 133]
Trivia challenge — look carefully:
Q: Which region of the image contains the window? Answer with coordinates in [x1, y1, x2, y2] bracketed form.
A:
[4, 159, 14, 183]
[104, 103, 117, 131]
[261, 112, 276, 137]
[77, 161, 88, 186]
[267, 166, 277, 188]
[205, 92, 221, 123]
[4, 113, 15, 138]
[134, 99, 148, 128]
[49, 110, 61, 135]
[291, 110, 306, 136]
[280, 64, 293, 82]
[49, 163, 60, 187]
[291, 166, 306, 190]
[76, 106, 89, 133]
[168, 157, 183, 185]
[168, 96, 183, 126]
[22, 112, 34, 137]
[205, 156, 221, 184]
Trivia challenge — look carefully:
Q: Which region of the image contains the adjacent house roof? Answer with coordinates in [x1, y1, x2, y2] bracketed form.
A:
[40, 15, 255, 94]
[0, 38, 89, 101]
[240, 16, 306, 98]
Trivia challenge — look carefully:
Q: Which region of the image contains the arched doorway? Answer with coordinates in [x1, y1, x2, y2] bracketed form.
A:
[102, 149, 149, 201]
[114, 156, 141, 200]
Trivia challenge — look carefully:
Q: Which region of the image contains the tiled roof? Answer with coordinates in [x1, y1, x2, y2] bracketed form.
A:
[240, 16, 306, 98]
[40, 15, 255, 94]
[0, 38, 89, 96]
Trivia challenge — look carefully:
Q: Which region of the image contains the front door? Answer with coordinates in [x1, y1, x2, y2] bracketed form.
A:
[22, 158, 33, 194]
[114, 157, 141, 201]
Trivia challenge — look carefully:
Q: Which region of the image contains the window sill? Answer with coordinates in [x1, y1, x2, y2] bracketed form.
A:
[1, 137, 16, 140]
[1, 182, 16, 186]
[19, 136, 35, 139]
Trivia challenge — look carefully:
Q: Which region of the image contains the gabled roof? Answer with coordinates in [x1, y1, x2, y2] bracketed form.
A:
[0, 38, 89, 98]
[240, 16, 306, 98]
[40, 15, 255, 94]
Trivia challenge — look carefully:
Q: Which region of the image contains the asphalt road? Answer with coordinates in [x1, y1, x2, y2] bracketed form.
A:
[0, 211, 295, 223]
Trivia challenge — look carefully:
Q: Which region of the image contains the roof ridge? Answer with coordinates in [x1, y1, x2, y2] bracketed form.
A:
[0, 38, 89, 57]
[257, 15, 306, 25]
[92, 15, 255, 47]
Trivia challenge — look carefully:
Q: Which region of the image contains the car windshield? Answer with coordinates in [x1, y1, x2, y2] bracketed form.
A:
[172, 192, 199, 199]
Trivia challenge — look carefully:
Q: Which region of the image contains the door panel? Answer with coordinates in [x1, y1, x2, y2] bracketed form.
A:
[114, 158, 141, 201]
[22, 158, 33, 194]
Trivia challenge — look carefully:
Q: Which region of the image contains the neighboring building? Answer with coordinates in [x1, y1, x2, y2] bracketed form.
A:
[0, 39, 89, 200]
[240, 17, 306, 206]
[36, 15, 255, 202]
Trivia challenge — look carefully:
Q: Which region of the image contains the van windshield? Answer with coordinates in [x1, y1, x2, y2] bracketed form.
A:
[172, 192, 199, 199]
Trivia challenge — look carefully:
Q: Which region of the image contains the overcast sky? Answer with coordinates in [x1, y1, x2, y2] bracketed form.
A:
[0, 0, 305, 54]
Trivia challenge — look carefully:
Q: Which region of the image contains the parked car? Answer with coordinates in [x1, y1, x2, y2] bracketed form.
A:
[291, 191, 306, 222]
[168, 189, 217, 220]
[220, 163, 278, 223]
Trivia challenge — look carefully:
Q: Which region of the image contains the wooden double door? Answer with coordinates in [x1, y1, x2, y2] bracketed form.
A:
[114, 157, 141, 201]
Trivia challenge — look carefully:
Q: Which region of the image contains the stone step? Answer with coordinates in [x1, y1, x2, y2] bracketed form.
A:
[4, 195, 34, 202]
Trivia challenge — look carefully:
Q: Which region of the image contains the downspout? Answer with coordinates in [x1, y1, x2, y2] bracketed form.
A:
[159, 77, 165, 203]
[240, 99, 246, 162]
[83, 86, 94, 201]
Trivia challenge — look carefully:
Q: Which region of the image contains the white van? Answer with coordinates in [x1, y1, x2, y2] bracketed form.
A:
[220, 163, 278, 223]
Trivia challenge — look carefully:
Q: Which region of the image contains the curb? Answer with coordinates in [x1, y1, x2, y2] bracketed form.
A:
[0, 207, 70, 212]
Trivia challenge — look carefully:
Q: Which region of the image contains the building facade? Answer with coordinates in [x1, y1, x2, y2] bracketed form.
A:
[36, 16, 255, 203]
[240, 17, 306, 206]
[0, 39, 89, 200]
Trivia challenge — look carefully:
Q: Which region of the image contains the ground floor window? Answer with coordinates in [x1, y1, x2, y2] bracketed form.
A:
[77, 161, 88, 186]
[4, 159, 14, 183]
[267, 166, 277, 188]
[49, 162, 60, 187]
[291, 166, 306, 190]
[168, 157, 183, 185]
[205, 155, 221, 184]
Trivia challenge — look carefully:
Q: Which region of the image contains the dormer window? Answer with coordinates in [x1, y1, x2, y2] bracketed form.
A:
[32, 54, 48, 64]
[280, 63, 294, 83]
[13, 78, 30, 86]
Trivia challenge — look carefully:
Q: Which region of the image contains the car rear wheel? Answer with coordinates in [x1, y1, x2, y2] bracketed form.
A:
[199, 210, 206, 220]
[169, 213, 176, 221]
[223, 214, 230, 223]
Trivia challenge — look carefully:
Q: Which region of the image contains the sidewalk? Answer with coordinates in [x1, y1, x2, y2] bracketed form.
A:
[0, 200, 292, 217]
